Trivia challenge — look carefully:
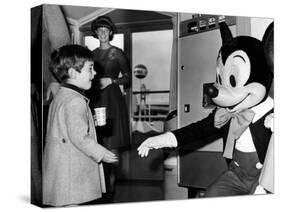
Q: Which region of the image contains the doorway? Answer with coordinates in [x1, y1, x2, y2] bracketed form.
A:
[132, 29, 172, 132]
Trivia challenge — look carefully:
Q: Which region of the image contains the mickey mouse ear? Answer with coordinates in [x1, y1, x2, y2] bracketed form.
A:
[262, 22, 274, 73]
[219, 21, 233, 45]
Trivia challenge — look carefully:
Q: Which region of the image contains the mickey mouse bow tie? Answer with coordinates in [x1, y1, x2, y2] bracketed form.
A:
[214, 108, 255, 159]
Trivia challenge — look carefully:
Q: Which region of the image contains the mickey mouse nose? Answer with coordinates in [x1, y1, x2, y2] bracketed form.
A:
[204, 83, 219, 98]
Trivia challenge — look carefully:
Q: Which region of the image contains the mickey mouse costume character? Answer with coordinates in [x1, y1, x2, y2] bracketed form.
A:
[138, 21, 274, 197]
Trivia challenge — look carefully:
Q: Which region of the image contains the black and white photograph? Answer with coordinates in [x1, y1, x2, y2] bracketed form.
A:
[1, 0, 280, 211]
[30, 2, 275, 208]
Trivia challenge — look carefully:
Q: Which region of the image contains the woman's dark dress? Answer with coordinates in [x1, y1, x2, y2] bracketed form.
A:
[87, 46, 131, 150]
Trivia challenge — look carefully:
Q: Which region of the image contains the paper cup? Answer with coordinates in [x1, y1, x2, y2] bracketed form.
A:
[94, 107, 106, 126]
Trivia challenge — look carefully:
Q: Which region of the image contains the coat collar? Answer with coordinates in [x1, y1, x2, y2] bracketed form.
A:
[61, 83, 90, 103]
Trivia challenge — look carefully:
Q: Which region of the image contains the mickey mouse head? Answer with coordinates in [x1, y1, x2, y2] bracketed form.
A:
[205, 22, 273, 112]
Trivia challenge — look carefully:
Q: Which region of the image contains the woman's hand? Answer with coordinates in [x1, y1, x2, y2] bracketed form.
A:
[102, 149, 118, 163]
[99, 77, 113, 89]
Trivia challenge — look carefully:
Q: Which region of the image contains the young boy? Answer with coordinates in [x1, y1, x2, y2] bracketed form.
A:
[43, 45, 118, 207]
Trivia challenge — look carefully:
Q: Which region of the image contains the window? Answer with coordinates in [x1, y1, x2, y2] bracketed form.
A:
[132, 30, 173, 105]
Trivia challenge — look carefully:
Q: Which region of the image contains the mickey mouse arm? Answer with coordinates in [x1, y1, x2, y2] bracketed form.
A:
[172, 109, 223, 150]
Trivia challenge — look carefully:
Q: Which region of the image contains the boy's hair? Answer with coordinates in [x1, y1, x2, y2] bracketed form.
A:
[50, 44, 93, 82]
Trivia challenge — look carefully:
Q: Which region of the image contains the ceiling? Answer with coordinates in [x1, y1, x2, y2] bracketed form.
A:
[60, 5, 175, 28]
[61, 5, 101, 21]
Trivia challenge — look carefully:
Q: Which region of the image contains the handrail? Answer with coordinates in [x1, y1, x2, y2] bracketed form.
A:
[133, 90, 170, 94]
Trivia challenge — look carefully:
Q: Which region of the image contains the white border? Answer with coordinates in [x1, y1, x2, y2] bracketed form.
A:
[1, 0, 280, 211]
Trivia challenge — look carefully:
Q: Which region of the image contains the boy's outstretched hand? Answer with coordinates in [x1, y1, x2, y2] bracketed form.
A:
[137, 132, 178, 158]
[102, 150, 118, 163]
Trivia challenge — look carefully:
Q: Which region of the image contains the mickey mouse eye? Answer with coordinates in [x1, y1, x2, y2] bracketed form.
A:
[229, 75, 236, 87]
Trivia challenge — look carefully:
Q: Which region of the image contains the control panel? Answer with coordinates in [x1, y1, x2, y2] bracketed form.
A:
[180, 14, 236, 37]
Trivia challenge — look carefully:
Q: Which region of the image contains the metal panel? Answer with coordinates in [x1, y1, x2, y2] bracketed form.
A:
[177, 20, 236, 189]
[178, 25, 236, 152]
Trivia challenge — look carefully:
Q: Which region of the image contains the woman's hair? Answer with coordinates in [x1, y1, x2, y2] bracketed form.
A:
[49, 44, 93, 82]
[91, 16, 116, 41]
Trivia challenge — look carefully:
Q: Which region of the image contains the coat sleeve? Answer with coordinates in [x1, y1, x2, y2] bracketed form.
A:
[172, 109, 223, 150]
[64, 97, 106, 163]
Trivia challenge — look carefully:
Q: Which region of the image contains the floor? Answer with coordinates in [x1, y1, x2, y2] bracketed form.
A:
[113, 179, 165, 203]
[111, 179, 203, 204]
[77, 179, 165, 207]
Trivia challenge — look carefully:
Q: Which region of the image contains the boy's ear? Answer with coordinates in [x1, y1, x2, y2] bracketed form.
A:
[68, 68, 77, 79]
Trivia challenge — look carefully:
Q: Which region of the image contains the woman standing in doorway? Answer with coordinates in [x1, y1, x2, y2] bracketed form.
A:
[87, 15, 131, 201]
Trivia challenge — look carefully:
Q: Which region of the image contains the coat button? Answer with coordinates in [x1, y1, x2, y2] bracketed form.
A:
[62, 138, 66, 143]
[256, 162, 263, 169]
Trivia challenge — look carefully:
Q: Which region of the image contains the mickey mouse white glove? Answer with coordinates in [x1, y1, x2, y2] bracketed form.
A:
[254, 185, 267, 195]
[137, 132, 178, 157]
[264, 113, 274, 132]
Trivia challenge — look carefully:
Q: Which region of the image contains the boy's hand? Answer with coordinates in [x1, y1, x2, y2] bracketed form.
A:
[102, 150, 118, 163]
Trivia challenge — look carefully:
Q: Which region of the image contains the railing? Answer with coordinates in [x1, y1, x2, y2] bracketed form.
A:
[132, 90, 170, 122]
[132, 90, 170, 95]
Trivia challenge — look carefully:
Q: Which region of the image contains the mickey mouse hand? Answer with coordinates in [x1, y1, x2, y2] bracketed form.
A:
[254, 185, 267, 195]
[137, 132, 178, 157]
[264, 113, 274, 132]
